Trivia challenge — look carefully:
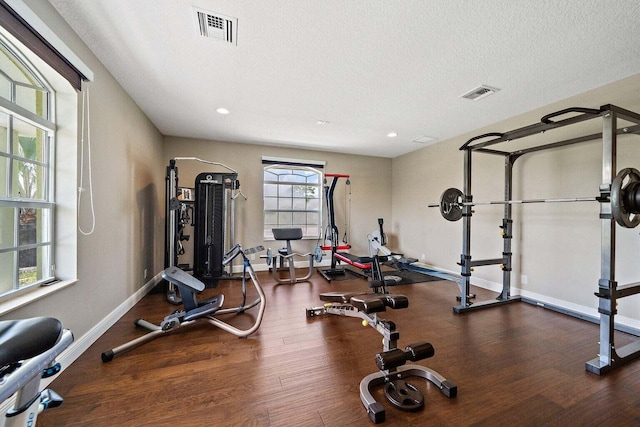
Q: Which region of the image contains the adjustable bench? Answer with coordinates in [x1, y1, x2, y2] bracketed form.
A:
[307, 289, 456, 423]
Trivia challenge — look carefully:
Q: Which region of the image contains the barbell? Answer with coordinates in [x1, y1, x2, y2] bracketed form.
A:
[265, 246, 324, 266]
[428, 167, 640, 228]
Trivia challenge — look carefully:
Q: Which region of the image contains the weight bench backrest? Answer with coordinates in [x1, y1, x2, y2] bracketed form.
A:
[272, 228, 303, 241]
[162, 267, 205, 312]
[272, 228, 303, 255]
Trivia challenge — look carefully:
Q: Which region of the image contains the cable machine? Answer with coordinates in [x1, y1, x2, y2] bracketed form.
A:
[164, 157, 245, 303]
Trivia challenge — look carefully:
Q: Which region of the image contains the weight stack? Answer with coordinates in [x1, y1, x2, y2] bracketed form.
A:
[193, 172, 237, 287]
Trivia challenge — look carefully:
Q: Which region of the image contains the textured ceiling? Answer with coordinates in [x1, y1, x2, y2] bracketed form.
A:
[49, 0, 640, 158]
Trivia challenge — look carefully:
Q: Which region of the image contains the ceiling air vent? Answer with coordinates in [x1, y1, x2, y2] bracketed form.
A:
[461, 85, 500, 101]
[411, 135, 437, 145]
[193, 7, 237, 45]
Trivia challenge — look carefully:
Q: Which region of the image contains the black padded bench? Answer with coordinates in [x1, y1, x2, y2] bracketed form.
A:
[319, 292, 409, 314]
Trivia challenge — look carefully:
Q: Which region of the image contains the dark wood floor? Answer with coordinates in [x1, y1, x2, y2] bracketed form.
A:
[38, 267, 640, 426]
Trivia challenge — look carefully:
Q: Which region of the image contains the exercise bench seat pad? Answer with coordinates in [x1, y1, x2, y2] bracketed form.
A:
[319, 291, 367, 304]
[349, 295, 387, 313]
[162, 266, 205, 292]
[0, 317, 63, 367]
[349, 294, 409, 313]
[334, 252, 373, 268]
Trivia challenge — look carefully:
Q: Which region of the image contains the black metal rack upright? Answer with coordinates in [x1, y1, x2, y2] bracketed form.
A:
[454, 104, 640, 374]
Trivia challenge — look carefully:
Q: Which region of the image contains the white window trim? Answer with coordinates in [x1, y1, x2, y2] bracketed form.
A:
[262, 156, 325, 241]
[0, 12, 79, 311]
[4, 0, 93, 82]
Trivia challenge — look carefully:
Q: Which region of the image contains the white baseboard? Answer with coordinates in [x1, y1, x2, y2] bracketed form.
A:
[46, 273, 161, 385]
[0, 273, 161, 415]
[454, 272, 640, 335]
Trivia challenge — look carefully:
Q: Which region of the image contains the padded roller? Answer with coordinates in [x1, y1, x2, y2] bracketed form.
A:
[383, 295, 408, 309]
[404, 342, 434, 361]
[375, 348, 406, 371]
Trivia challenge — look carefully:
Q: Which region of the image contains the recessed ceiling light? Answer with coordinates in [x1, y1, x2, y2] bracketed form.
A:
[387, 132, 398, 138]
[216, 107, 230, 115]
[316, 120, 330, 125]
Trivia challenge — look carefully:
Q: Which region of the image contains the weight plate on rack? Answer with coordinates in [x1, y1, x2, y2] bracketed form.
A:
[440, 188, 463, 222]
[611, 167, 640, 229]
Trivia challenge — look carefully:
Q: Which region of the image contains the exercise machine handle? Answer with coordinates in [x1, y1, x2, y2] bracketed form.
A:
[459, 132, 504, 150]
[222, 244, 243, 265]
[540, 107, 600, 124]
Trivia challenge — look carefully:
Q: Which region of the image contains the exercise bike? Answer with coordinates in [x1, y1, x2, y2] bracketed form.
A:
[0, 317, 73, 426]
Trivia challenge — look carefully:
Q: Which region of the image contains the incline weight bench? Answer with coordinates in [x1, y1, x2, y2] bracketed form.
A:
[306, 281, 456, 423]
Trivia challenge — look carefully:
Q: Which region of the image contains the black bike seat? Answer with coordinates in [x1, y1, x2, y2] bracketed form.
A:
[0, 317, 62, 367]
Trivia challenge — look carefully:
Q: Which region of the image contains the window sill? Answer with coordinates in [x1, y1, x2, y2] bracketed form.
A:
[0, 279, 77, 317]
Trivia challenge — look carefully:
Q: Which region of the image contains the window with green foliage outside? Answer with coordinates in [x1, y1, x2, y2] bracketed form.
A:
[0, 36, 55, 299]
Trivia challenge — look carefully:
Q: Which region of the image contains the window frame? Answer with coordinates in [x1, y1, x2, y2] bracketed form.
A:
[263, 158, 324, 240]
[0, 33, 56, 301]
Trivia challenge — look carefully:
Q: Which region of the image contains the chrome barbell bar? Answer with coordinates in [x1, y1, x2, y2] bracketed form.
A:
[428, 167, 640, 228]
[428, 196, 598, 208]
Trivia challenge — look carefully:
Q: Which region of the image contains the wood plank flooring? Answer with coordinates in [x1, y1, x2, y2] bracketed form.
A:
[38, 268, 640, 426]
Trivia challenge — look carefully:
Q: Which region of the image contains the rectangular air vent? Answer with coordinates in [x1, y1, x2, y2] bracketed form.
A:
[193, 7, 237, 45]
[461, 85, 500, 101]
[411, 135, 437, 144]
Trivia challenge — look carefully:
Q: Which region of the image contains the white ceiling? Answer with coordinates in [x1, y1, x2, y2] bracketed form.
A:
[48, 0, 640, 158]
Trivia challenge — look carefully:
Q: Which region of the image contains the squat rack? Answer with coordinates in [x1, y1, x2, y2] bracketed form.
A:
[455, 104, 640, 374]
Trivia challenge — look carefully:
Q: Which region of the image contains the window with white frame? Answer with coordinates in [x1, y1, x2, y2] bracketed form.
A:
[0, 35, 55, 299]
[263, 157, 324, 239]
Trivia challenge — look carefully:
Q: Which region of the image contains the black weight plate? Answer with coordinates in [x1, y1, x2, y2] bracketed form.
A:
[440, 188, 463, 222]
[384, 379, 424, 411]
[611, 168, 640, 228]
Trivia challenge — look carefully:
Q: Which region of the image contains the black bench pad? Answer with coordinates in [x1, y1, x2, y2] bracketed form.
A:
[319, 292, 409, 313]
[319, 291, 367, 304]
[350, 294, 409, 313]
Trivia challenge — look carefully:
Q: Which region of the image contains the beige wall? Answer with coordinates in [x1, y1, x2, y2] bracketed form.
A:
[163, 137, 393, 264]
[392, 73, 640, 323]
[1, 0, 165, 338]
[3, 0, 640, 352]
